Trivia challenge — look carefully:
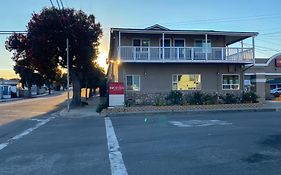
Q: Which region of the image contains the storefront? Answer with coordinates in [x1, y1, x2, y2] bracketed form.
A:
[245, 53, 281, 100]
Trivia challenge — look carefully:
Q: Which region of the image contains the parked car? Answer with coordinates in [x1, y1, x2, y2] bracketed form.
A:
[270, 88, 281, 97]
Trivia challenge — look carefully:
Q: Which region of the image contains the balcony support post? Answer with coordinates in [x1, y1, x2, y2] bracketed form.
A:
[162, 33, 165, 62]
[252, 36, 255, 65]
[205, 34, 208, 60]
[241, 40, 244, 60]
[118, 31, 121, 60]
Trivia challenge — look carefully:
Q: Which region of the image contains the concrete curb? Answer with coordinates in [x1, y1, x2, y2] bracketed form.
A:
[58, 108, 106, 118]
[104, 108, 280, 117]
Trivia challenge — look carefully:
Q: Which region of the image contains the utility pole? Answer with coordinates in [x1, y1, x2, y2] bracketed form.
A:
[66, 38, 70, 112]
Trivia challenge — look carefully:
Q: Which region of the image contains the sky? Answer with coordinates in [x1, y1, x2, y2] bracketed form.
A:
[1, 0, 281, 78]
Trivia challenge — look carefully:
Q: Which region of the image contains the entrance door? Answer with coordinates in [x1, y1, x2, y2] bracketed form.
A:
[174, 39, 185, 59]
[160, 39, 171, 59]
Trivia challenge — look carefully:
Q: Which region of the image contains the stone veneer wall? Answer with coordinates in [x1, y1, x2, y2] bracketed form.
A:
[126, 91, 169, 105]
[125, 91, 243, 106]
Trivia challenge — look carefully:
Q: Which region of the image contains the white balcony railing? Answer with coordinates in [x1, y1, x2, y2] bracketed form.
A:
[119, 46, 254, 63]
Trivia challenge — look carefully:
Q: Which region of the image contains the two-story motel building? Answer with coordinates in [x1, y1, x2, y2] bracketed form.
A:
[107, 24, 258, 105]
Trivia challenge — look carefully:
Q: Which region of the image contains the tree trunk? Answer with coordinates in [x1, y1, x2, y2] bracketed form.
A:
[36, 86, 40, 95]
[71, 74, 82, 106]
[85, 80, 88, 100]
[89, 88, 93, 98]
[27, 85, 32, 98]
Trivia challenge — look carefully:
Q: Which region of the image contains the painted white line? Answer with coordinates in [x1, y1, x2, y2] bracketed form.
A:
[105, 117, 128, 175]
[0, 117, 54, 151]
[169, 120, 232, 128]
[0, 143, 8, 151]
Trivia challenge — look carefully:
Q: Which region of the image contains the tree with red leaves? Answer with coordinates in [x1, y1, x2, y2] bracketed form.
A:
[7, 7, 103, 106]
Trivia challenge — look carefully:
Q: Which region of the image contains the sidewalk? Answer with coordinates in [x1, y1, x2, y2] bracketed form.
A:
[58, 99, 281, 118]
[103, 102, 281, 116]
[59, 96, 103, 118]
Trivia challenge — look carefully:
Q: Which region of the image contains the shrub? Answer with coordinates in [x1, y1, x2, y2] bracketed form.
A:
[165, 90, 183, 105]
[220, 93, 240, 104]
[186, 92, 218, 105]
[186, 91, 204, 105]
[96, 102, 107, 113]
[202, 93, 218, 105]
[154, 96, 166, 106]
[241, 92, 259, 103]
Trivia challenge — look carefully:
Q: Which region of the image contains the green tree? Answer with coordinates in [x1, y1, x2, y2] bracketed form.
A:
[5, 33, 45, 97]
[26, 7, 102, 106]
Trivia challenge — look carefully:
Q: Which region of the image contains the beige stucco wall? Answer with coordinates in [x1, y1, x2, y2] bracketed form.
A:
[117, 63, 243, 94]
[119, 33, 225, 47]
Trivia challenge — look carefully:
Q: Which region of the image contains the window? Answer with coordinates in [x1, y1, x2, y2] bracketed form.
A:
[172, 74, 201, 90]
[222, 75, 240, 90]
[126, 75, 140, 91]
[133, 39, 150, 51]
[133, 39, 150, 60]
[195, 39, 211, 53]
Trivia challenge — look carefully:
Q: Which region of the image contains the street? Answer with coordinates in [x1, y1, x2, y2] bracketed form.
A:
[1, 100, 281, 174]
[0, 92, 67, 125]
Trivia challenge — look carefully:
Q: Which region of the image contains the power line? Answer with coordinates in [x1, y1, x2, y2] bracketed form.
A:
[0, 31, 27, 35]
[55, 0, 61, 10]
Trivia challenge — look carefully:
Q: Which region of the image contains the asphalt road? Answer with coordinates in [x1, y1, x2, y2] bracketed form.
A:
[1, 102, 281, 174]
[0, 91, 67, 125]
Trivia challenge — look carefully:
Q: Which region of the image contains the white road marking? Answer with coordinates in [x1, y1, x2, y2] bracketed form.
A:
[169, 120, 232, 128]
[0, 143, 8, 150]
[105, 117, 128, 175]
[0, 117, 54, 151]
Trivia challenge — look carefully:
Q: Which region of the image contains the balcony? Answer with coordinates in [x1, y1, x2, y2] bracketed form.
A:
[119, 46, 254, 64]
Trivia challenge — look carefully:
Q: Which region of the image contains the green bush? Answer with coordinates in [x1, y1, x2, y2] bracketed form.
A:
[220, 93, 240, 104]
[202, 93, 218, 105]
[154, 96, 166, 106]
[186, 91, 204, 105]
[96, 103, 107, 113]
[241, 92, 259, 103]
[185, 92, 217, 105]
[165, 90, 183, 105]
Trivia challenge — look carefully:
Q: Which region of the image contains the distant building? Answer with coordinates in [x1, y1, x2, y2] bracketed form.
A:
[107, 24, 258, 105]
[245, 53, 281, 100]
[0, 79, 19, 99]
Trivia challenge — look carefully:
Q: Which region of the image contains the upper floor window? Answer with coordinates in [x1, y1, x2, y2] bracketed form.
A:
[195, 39, 211, 53]
[133, 39, 150, 47]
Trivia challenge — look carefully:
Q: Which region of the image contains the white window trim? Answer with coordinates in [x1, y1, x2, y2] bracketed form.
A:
[222, 74, 240, 90]
[172, 74, 201, 91]
[125, 75, 141, 91]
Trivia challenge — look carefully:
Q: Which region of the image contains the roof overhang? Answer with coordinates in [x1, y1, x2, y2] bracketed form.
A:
[111, 28, 258, 45]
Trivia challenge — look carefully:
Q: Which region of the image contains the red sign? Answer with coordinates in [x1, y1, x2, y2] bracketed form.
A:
[109, 82, 124, 95]
[276, 58, 281, 67]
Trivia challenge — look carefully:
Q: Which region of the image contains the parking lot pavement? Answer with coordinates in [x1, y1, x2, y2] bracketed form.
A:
[1, 110, 281, 175]
[0, 115, 110, 175]
[110, 111, 281, 175]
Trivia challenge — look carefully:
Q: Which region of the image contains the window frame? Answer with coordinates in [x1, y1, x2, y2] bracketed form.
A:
[172, 74, 201, 91]
[222, 74, 240, 90]
[125, 75, 141, 91]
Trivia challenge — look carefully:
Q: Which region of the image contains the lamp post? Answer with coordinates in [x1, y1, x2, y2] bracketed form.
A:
[66, 38, 70, 112]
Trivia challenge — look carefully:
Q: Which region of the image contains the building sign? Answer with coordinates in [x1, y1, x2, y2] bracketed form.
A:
[109, 82, 124, 106]
[275, 58, 281, 67]
[109, 82, 124, 95]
